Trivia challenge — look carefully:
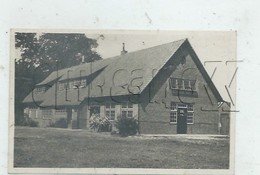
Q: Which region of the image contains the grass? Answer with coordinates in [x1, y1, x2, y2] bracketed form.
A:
[14, 126, 229, 169]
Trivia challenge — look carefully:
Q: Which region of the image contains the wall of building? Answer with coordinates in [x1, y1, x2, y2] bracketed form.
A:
[78, 102, 139, 130]
[24, 107, 68, 128]
[139, 49, 221, 134]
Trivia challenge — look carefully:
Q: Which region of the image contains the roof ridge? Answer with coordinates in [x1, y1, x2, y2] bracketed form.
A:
[56, 38, 187, 71]
[102, 38, 187, 59]
[36, 38, 187, 86]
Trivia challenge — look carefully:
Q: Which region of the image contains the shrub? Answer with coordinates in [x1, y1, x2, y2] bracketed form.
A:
[115, 116, 138, 137]
[49, 118, 68, 128]
[110, 130, 118, 135]
[89, 114, 112, 132]
[17, 113, 39, 127]
[27, 118, 39, 127]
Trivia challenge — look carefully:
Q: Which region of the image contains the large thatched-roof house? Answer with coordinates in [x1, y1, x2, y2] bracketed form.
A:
[23, 39, 230, 135]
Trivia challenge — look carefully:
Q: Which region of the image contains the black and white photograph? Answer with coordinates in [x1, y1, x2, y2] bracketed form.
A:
[9, 30, 236, 173]
[2, 0, 260, 175]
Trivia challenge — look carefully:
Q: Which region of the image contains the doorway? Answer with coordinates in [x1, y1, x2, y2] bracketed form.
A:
[220, 113, 230, 135]
[177, 108, 187, 134]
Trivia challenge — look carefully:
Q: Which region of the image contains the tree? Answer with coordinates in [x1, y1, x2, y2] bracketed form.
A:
[15, 33, 101, 75]
[14, 32, 102, 124]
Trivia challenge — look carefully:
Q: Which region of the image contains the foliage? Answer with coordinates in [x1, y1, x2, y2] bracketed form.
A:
[49, 118, 68, 128]
[15, 33, 102, 84]
[89, 114, 112, 132]
[17, 113, 39, 127]
[115, 116, 138, 137]
[14, 33, 102, 124]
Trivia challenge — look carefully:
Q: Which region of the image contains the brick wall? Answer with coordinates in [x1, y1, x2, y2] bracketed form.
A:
[24, 107, 68, 128]
[139, 50, 221, 134]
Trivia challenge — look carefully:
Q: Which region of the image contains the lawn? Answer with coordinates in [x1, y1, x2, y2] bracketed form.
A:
[14, 127, 230, 169]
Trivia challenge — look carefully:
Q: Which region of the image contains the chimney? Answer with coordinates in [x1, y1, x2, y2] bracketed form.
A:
[81, 55, 85, 64]
[121, 43, 128, 55]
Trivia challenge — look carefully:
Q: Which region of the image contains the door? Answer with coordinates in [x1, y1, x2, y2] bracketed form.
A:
[177, 108, 187, 134]
[220, 113, 230, 135]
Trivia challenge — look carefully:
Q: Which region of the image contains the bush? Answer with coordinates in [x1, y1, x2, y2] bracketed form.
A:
[115, 116, 138, 137]
[27, 118, 39, 127]
[89, 114, 112, 132]
[49, 118, 68, 128]
[17, 113, 39, 127]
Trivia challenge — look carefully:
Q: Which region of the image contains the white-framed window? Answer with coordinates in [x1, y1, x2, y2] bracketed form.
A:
[190, 80, 196, 90]
[184, 79, 191, 90]
[187, 104, 194, 112]
[187, 104, 194, 124]
[170, 102, 177, 123]
[187, 112, 194, 124]
[28, 107, 38, 118]
[177, 79, 183, 89]
[169, 78, 196, 91]
[73, 79, 80, 86]
[170, 111, 177, 123]
[69, 81, 74, 89]
[35, 86, 45, 93]
[121, 102, 133, 118]
[42, 109, 52, 119]
[105, 103, 116, 120]
[55, 109, 67, 114]
[80, 79, 87, 87]
[62, 79, 87, 90]
[170, 102, 194, 124]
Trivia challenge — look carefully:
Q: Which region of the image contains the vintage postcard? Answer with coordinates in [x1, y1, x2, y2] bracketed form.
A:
[9, 30, 237, 174]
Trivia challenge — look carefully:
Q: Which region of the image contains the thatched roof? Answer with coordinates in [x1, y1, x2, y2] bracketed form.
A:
[23, 38, 223, 107]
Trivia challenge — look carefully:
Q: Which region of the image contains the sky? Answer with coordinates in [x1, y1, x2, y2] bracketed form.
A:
[15, 31, 237, 105]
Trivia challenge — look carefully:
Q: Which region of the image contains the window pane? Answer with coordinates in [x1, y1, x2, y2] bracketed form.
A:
[170, 78, 177, 89]
[177, 79, 183, 89]
[170, 111, 177, 123]
[69, 81, 74, 89]
[110, 111, 115, 120]
[178, 103, 187, 108]
[187, 113, 193, 124]
[122, 111, 127, 118]
[171, 102, 177, 110]
[128, 111, 133, 118]
[105, 111, 110, 117]
[188, 104, 194, 111]
[111, 104, 115, 108]
[184, 80, 190, 90]
[81, 79, 86, 87]
[190, 80, 196, 90]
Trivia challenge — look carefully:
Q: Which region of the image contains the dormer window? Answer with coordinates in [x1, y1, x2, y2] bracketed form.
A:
[80, 79, 86, 87]
[169, 78, 196, 91]
[73, 80, 80, 86]
[35, 86, 46, 93]
[58, 78, 87, 91]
